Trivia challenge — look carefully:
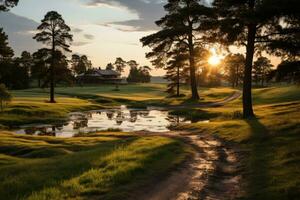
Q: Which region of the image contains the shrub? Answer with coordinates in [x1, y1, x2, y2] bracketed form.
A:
[0, 84, 12, 112]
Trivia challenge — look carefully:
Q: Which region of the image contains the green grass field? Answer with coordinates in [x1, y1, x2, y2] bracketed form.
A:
[0, 84, 236, 127]
[0, 83, 299, 199]
[0, 132, 188, 200]
[175, 85, 300, 200]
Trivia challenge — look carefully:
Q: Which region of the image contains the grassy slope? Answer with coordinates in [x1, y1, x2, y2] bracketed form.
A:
[0, 132, 188, 200]
[176, 85, 300, 200]
[0, 90, 102, 127]
[0, 84, 236, 127]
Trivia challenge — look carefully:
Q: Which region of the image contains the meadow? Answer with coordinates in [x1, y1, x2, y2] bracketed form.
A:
[0, 131, 188, 200]
[175, 85, 300, 199]
[0, 84, 236, 127]
[0, 84, 299, 199]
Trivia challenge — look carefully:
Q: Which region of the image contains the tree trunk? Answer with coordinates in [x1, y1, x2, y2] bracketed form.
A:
[235, 65, 239, 87]
[0, 100, 2, 112]
[50, 32, 55, 103]
[243, 23, 256, 118]
[177, 65, 180, 97]
[188, 31, 199, 100]
[261, 69, 265, 87]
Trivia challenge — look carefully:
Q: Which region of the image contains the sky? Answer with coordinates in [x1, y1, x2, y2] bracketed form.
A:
[0, 0, 279, 76]
[3, 0, 173, 76]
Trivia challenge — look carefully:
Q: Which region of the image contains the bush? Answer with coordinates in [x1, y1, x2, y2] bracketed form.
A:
[0, 84, 12, 112]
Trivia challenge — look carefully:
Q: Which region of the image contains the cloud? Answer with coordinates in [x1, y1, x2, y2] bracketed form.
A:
[72, 27, 84, 33]
[85, 0, 166, 31]
[72, 41, 90, 46]
[83, 34, 95, 40]
[0, 12, 41, 55]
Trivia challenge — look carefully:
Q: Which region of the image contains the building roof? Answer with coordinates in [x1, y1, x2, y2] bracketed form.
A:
[77, 69, 120, 77]
[98, 69, 120, 76]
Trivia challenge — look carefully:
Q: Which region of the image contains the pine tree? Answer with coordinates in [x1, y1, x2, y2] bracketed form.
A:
[223, 54, 245, 88]
[114, 57, 127, 75]
[141, 0, 213, 100]
[0, 28, 14, 85]
[165, 47, 188, 97]
[0, 28, 13, 61]
[209, 0, 300, 118]
[71, 54, 92, 76]
[253, 57, 273, 87]
[33, 11, 73, 103]
[32, 48, 50, 88]
[0, 0, 18, 11]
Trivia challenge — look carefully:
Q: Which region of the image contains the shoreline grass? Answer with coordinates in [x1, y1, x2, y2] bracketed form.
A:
[0, 84, 236, 127]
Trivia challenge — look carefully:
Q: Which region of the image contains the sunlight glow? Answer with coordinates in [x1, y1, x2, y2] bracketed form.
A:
[208, 48, 222, 66]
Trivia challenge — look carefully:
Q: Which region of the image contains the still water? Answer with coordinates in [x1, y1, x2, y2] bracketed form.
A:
[15, 106, 193, 137]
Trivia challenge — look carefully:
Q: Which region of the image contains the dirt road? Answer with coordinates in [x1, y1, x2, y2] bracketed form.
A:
[137, 131, 244, 200]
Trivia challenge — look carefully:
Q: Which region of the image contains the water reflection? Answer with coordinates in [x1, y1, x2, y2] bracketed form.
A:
[15, 106, 194, 137]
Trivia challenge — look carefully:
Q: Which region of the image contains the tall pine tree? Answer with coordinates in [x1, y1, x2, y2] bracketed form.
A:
[208, 0, 300, 118]
[33, 11, 73, 103]
[141, 0, 213, 100]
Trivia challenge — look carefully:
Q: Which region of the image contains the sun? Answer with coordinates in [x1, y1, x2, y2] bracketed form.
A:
[208, 48, 222, 66]
[208, 55, 222, 66]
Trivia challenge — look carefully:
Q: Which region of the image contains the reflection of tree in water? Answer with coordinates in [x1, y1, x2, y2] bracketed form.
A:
[129, 110, 138, 122]
[106, 111, 115, 120]
[86, 112, 93, 119]
[139, 110, 150, 117]
[73, 119, 88, 129]
[25, 128, 36, 135]
[24, 126, 56, 136]
[167, 115, 181, 127]
[116, 111, 125, 125]
[56, 123, 65, 131]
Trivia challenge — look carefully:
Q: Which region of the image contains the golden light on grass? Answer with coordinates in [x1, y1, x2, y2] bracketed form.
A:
[208, 48, 223, 66]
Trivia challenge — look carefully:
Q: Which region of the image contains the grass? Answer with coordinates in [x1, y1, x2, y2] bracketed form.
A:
[17, 84, 237, 105]
[0, 91, 103, 127]
[174, 85, 300, 199]
[1, 83, 299, 199]
[0, 131, 188, 200]
[0, 84, 236, 127]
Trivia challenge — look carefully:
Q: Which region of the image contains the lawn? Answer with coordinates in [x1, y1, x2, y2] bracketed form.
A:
[0, 131, 188, 200]
[0, 92, 102, 127]
[1, 84, 299, 199]
[0, 84, 236, 127]
[175, 85, 300, 200]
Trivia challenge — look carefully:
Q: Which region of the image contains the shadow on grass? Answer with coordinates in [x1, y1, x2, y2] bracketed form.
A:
[169, 109, 219, 123]
[245, 118, 272, 200]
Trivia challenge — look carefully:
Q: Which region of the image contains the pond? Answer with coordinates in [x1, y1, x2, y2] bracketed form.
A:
[15, 106, 199, 137]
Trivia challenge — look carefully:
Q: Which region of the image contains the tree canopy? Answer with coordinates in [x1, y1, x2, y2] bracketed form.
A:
[141, 0, 214, 100]
[207, 0, 300, 118]
[0, 0, 18, 11]
[0, 28, 14, 61]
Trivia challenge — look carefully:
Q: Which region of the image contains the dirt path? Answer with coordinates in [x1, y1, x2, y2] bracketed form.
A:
[134, 91, 244, 200]
[137, 131, 244, 200]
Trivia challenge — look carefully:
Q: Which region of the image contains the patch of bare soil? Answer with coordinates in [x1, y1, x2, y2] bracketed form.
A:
[137, 131, 245, 200]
